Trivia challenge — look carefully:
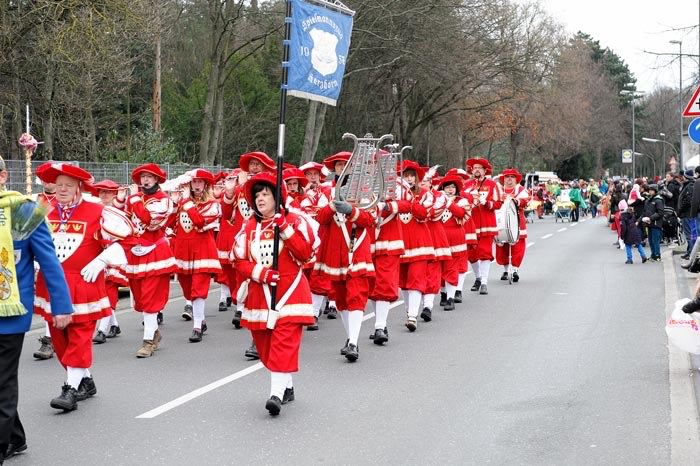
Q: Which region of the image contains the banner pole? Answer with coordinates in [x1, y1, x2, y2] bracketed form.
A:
[268, 0, 293, 326]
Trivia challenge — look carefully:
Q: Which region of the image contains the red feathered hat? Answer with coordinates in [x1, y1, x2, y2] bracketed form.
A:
[213, 171, 228, 183]
[438, 175, 463, 192]
[283, 167, 309, 188]
[190, 168, 215, 185]
[323, 151, 352, 171]
[299, 161, 327, 176]
[36, 162, 94, 184]
[244, 171, 287, 211]
[282, 162, 297, 170]
[445, 168, 469, 180]
[132, 163, 167, 184]
[239, 151, 275, 172]
[399, 160, 426, 181]
[498, 168, 523, 184]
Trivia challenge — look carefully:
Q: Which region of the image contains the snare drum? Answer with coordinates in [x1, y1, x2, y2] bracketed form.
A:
[495, 199, 520, 245]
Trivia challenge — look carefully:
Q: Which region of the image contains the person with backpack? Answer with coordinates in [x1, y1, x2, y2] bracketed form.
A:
[677, 169, 696, 260]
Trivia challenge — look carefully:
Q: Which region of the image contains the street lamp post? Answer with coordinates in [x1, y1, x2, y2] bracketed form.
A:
[643, 135, 680, 176]
[634, 152, 655, 178]
[620, 89, 645, 179]
[670, 40, 683, 169]
[660, 132, 666, 174]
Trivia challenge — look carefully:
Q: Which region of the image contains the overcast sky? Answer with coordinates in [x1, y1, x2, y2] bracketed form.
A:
[532, 0, 699, 93]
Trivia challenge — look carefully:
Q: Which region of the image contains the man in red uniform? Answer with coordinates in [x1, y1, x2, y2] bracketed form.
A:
[462, 158, 502, 295]
[233, 172, 317, 415]
[35, 163, 128, 411]
[115, 163, 177, 358]
[496, 169, 529, 282]
[314, 151, 375, 361]
[172, 169, 222, 342]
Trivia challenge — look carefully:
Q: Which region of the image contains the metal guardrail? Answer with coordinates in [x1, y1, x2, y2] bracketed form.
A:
[3, 160, 225, 194]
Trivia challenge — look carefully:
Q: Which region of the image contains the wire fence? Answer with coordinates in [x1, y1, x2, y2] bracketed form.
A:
[4, 160, 225, 194]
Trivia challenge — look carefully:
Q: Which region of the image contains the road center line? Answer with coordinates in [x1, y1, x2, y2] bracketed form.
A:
[136, 300, 403, 419]
[571, 222, 578, 227]
[527, 242, 535, 248]
[557, 227, 567, 232]
[541, 234, 553, 239]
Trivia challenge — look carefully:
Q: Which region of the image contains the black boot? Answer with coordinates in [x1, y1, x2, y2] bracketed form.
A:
[307, 316, 319, 331]
[181, 305, 192, 321]
[500, 272, 508, 281]
[470, 279, 481, 292]
[226, 297, 232, 307]
[106, 325, 121, 338]
[340, 339, 350, 355]
[373, 328, 389, 345]
[266, 396, 282, 416]
[443, 298, 455, 311]
[512, 271, 520, 283]
[327, 306, 338, 319]
[189, 329, 203, 343]
[92, 331, 106, 344]
[345, 343, 359, 362]
[232, 310, 242, 328]
[218, 301, 227, 312]
[439, 292, 447, 306]
[282, 387, 295, 404]
[454, 290, 462, 303]
[76, 376, 97, 401]
[157, 312, 164, 325]
[50, 384, 78, 411]
[420, 307, 432, 322]
[244, 342, 259, 359]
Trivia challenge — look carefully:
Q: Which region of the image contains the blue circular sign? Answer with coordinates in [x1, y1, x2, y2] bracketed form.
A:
[689, 117, 700, 144]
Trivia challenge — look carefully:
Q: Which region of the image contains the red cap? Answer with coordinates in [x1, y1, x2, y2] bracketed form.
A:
[239, 151, 275, 172]
[438, 174, 464, 192]
[132, 163, 167, 184]
[466, 157, 492, 172]
[323, 151, 352, 171]
[36, 162, 94, 184]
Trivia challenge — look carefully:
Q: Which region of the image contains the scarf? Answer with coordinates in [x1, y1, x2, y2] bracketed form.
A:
[0, 191, 46, 317]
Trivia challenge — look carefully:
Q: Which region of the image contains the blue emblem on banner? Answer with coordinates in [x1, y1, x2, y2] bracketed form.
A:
[287, 0, 354, 106]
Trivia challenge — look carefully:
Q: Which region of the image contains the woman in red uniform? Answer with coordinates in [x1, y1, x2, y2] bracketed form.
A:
[172, 169, 222, 342]
[495, 168, 529, 282]
[233, 172, 316, 415]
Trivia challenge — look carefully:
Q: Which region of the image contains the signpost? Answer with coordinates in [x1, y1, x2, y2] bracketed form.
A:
[621, 149, 633, 164]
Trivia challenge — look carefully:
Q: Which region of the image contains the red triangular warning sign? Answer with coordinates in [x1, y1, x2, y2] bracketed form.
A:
[683, 86, 700, 117]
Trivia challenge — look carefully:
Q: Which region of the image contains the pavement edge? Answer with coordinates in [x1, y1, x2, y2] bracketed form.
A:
[662, 249, 700, 464]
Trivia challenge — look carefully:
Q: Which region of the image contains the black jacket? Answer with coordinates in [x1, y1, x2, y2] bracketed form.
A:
[643, 195, 665, 229]
[665, 179, 681, 209]
[678, 179, 694, 218]
[690, 179, 700, 218]
[619, 211, 642, 245]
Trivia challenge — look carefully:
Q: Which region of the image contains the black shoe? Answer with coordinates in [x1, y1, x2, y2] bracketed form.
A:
[76, 376, 97, 401]
[405, 318, 417, 332]
[307, 316, 319, 331]
[373, 328, 389, 345]
[232, 310, 242, 329]
[454, 291, 462, 303]
[266, 396, 282, 416]
[681, 254, 690, 260]
[323, 301, 330, 314]
[282, 387, 295, 404]
[92, 331, 106, 344]
[181, 305, 193, 321]
[106, 325, 121, 338]
[201, 321, 208, 334]
[4, 442, 27, 459]
[345, 343, 359, 362]
[420, 307, 432, 321]
[226, 297, 232, 307]
[189, 329, 203, 343]
[470, 279, 481, 292]
[443, 298, 455, 311]
[327, 306, 338, 319]
[50, 384, 78, 411]
[642, 257, 648, 263]
[157, 312, 164, 325]
[625, 259, 633, 264]
[439, 292, 447, 306]
[340, 339, 350, 355]
[500, 272, 508, 281]
[218, 301, 227, 312]
[479, 284, 488, 295]
[245, 343, 259, 359]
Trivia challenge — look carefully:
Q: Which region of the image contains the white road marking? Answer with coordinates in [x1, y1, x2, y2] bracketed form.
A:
[527, 242, 535, 248]
[136, 299, 406, 418]
[553, 292, 568, 295]
[541, 234, 553, 239]
[557, 227, 567, 232]
[581, 218, 587, 222]
[571, 222, 578, 227]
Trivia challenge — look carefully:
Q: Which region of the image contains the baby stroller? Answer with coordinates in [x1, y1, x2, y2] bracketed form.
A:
[661, 207, 685, 246]
[554, 191, 573, 222]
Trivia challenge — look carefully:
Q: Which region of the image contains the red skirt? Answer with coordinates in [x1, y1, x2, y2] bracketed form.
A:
[174, 235, 222, 275]
[35, 271, 111, 323]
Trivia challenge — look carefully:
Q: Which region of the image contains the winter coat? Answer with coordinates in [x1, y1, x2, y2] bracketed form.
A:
[678, 179, 694, 218]
[619, 211, 642, 245]
[643, 195, 665, 229]
[665, 179, 681, 210]
[690, 179, 700, 218]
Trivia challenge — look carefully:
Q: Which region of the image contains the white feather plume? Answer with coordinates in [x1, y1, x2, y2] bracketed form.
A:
[161, 170, 195, 192]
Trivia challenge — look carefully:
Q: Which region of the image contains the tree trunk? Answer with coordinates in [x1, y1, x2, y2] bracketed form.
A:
[209, 83, 225, 166]
[152, 25, 162, 133]
[199, 57, 221, 165]
[594, 145, 603, 178]
[42, 61, 55, 159]
[301, 100, 327, 162]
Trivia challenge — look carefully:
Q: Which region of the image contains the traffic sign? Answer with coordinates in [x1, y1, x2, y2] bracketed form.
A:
[688, 118, 700, 144]
[621, 149, 633, 163]
[683, 86, 700, 117]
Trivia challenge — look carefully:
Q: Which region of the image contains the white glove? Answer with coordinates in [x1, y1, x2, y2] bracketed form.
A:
[642, 216, 650, 223]
[81, 257, 106, 283]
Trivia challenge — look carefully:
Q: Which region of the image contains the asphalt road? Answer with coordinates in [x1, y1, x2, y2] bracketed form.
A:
[9, 215, 679, 465]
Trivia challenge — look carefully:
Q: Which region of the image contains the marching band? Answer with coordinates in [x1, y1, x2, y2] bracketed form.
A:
[25, 150, 530, 417]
